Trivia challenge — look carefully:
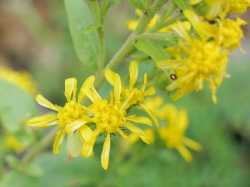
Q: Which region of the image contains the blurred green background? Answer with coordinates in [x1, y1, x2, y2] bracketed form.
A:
[0, 0, 250, 186]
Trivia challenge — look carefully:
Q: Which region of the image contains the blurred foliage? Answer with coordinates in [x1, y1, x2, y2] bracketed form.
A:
[0, 0, 250, 187]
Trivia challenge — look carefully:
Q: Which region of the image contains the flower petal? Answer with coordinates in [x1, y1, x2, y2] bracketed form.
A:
[145, 86, 156, 96]
[65, 120, 86, 134]
[101, 133, 111, 170]
[79, 125, 94, 141]
[65, 78, 77, 102]
[127, 115, 152, 126]
[53, 129, 65, 154]
[81, 129, 99, 157]
[129, 61, 138, 88]
[142, 73, 148, 90]
[177, 145, 192, 162]
[26, 114, 57, 128]
[104, 68, 122, 103]
[127, 20, 138, 30]
[178, 110, 188, 131]
[171, 21, 191, 40]
[79, 76, 101, 103]
[183, 137, 202, 151]
[118, 129, 128, 139]
[140, 104, 159, 126]
[126, 123, 152, 144]
[36, 94, 60, 111]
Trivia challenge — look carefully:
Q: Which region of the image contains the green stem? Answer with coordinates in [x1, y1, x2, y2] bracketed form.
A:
[19, 128, 57, 168]
[96, 0, 106, 71]
[97, 26, 105, 70]
[107, 0, 165, 70]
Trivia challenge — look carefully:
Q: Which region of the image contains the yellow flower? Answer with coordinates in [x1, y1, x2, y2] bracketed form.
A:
[216, 18, 246, 50]
[128, 10, 159, 31]
[4, 134, 25, 153]
[121, 61, 156, 124]
[0, 66, 37, 95]
[159, 106, 201, 162]
[79, 71, 153, 170]
[122, 61, 155, 105]
[26, 78, 89, 154]
[184, 9, 246, 50]
[122, 129, 155, 147]
[159, 22, 229, 103]
[229, 0, 250, 14]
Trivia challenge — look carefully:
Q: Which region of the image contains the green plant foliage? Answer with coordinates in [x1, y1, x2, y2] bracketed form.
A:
[0, 0, 250, 186]
[134, 38, 170, 62]
[64, 0, 99, 71]
[0, 80, 37, 133]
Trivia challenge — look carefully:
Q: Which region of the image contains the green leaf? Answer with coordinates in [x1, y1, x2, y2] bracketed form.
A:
[64, 0, 99, 70]
[0, 80, 37, 133]
[102, 0, 122, 15]
[134, 38, 170, 62]
[129, 0, 148, 10]
[173, 0, 190, 10]
[0, 171, 38, 187]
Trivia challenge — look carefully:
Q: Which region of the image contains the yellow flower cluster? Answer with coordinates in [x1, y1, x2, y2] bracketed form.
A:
[24, 1, 249, 171]
[126, 97, 202, 162]
[0, 66, 37, 95]
[26, 62, 156, 170]
[134, 1, 249, 103]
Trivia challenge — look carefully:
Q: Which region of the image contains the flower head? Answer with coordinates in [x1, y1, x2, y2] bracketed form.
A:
[79, 71, 153, 170]
[216, 18, 246, 50]
[26, 78, 89, 154]
[159, 21, 228, 103]
[159, 105, 201, 161]
[0, 66, 37, 95]
[184, 9, 246, 50]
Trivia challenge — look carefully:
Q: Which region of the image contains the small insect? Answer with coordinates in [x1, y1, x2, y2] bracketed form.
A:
[208, 20, 217, 24]
[170, 74, 177, 80]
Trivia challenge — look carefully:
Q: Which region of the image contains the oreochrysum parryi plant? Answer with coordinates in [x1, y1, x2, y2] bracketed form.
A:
[25, 0, 250, 170]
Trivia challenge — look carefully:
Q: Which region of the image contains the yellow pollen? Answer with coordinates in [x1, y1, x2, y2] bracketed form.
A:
[91, 101, 125, 133]
[180, 39, 225, 77]
[57, 101, 86, 127]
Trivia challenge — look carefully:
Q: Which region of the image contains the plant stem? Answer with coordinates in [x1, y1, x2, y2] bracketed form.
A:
[107, 0, 166, 70]
[18, 0, 166, 168]
[19, 128, 57, 167]
[96, 0, 106, 71]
